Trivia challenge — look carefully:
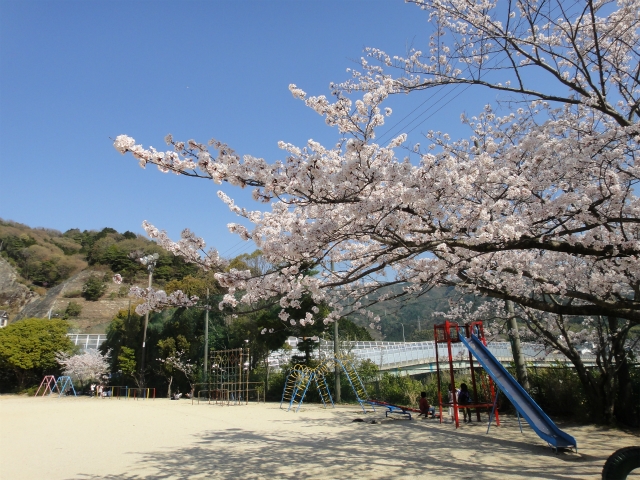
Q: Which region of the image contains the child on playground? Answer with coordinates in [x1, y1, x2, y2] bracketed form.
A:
[458, 383, 472, 422]
[419, 391, 435, 418]
[448, 384, 459, 423]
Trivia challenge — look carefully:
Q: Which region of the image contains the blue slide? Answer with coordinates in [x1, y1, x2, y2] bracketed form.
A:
[459, 334, 577, 450]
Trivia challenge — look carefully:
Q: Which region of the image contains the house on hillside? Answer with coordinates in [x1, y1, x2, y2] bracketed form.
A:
[0, 310, 8, 328]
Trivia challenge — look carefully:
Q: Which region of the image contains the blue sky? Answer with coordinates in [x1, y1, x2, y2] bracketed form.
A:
[1, 0, 493, 258]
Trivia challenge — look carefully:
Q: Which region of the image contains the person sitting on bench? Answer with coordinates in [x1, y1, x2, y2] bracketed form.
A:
[419, 391, 435, 418]
[459, 383, 472, 422]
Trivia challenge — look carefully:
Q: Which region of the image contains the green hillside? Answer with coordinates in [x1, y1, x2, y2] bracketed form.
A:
[0, 218, 474, 340]
[348, 284, 484, 342]
[0, 219, 200, 294]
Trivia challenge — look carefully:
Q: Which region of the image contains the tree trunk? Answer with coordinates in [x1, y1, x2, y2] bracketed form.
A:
[167, 376, 173, 399]
[506, 300, 529, 390]
[614, 357, 637, 426]
[568, 343, 618, 424]
[15, 368, 26, 392]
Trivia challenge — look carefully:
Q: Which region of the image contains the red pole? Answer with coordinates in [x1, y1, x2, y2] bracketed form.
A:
[478, 323, 500, 427]
[467, 323, 481, 421]
[445, 321, 459, 428]
[434, 324, 443, 423]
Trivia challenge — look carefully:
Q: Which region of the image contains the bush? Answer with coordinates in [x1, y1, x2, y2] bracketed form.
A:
[63, 290, 82, 298]
[64, 301, 82, 318]
[619, 361, 640, 427]
[82, 275, 107, 301]
[376, 373, 424, 406]
[0, 318, 73, 391]
[525, 364, 588, 421]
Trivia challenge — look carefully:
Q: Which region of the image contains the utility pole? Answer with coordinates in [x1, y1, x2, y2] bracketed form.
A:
[332, 260, 340, 403]
[138, 253, 158, 389]
[506, 300, 530, 390]
[334, 318, 341, 402]
[204, 288, 209, 383]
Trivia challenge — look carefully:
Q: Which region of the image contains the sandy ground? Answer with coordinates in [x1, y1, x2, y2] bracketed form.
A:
[0, 395, 638, 480]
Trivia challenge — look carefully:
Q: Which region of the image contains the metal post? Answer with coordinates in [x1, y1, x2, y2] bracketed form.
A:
[516, 410, 523, 434]
[331, 260, 340, 403]
[334, 318, 341, 403]
[139, 253, 158, 390]
[140, 269, 152, 388]
[204, 288, 209, 383]
[445, 322, 459, 428]
[487, 387, 500, 435]
[246, 347, 249, 405]
[434, 325, 443, 424]
[506, 300, 530, 390]
[466, 323, 482, 422]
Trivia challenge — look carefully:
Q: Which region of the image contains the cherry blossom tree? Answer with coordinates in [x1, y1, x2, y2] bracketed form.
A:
[113, 0, 639, 422]
[157, 350, 198, 398]
[112, 273, 199, 316]
[56, 349, 111, 390]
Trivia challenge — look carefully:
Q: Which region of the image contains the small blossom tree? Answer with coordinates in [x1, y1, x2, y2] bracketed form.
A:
[156, 335, 190, 399]
[56, 349, 111, 390]
[158, 350, 198, 398]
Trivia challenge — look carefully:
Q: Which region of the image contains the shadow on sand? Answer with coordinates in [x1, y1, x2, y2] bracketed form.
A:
[74, 408, 605, 479]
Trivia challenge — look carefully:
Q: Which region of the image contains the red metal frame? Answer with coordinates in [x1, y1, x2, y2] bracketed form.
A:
[434, 320, 499, 429]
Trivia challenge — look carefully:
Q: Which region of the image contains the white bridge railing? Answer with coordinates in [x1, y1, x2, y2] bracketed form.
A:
[65, 333, 596, 371]
[267, 339, 596, 371]
[67, 334, 107, 351]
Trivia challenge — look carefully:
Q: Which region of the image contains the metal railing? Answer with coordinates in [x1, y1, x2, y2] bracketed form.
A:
[266, 339, 597, 371]
[99, 386, 155, 400]
[67, 334, 107, 351]
[194, 381, 265, 405]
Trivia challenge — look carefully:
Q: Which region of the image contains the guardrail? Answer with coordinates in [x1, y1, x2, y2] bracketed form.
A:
[67, 334, 107, 351]
[99, 386, 155, 400]
[266, 340, 597, 371]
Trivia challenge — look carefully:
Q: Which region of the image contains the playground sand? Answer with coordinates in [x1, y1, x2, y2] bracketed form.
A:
[1, 396, 638, 479]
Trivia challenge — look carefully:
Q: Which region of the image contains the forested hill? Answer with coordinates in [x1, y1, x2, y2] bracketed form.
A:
[0, 219, 204, 332]
[0, 218, 471, 339]
[356, 284, 484, 342]
[0, 219, 200, 290]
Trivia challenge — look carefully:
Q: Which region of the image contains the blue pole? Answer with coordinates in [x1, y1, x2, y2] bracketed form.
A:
[487, 388, 500, 435]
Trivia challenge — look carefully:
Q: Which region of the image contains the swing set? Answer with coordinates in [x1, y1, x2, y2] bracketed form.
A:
[34, 375, 77, 397]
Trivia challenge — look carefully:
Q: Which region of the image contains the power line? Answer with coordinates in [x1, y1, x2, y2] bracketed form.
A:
[379, 83, 466, 144]
[376, 88, 445, 144]
[220, 237, 248, 256]
[374, 0, 574, 145]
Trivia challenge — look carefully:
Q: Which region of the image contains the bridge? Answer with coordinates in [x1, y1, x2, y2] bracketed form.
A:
[267, 339, 596, 375]
[67, 334, 107, 352]
[67, 333, 596, 374]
